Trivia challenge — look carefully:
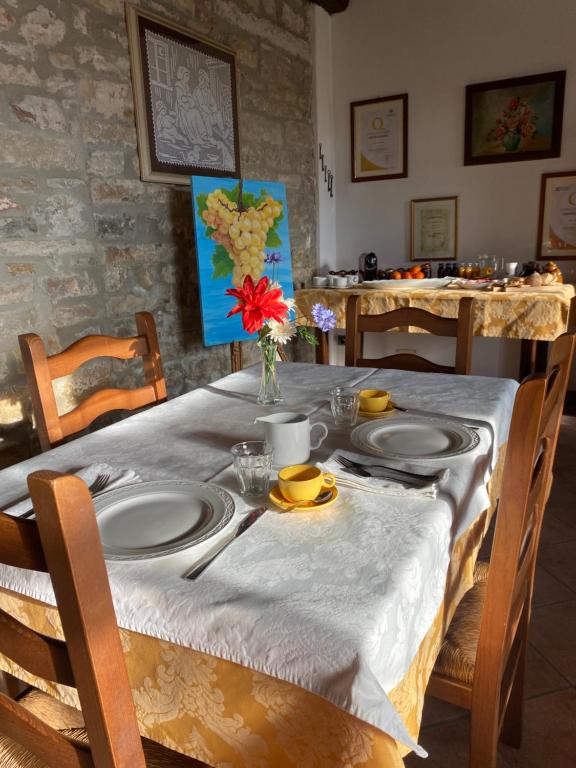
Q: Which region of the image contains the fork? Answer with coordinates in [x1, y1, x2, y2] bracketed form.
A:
[19, 473, 111, 519]
[336, 455, 438, 484]
[339, 464, 432, 488]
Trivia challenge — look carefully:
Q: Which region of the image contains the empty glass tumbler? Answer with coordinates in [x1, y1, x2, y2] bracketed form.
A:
[330, 387, 359, 426]
[231, 441, 273, 497]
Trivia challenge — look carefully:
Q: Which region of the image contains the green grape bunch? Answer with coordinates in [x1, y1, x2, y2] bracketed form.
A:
[201, 189, 283, 287]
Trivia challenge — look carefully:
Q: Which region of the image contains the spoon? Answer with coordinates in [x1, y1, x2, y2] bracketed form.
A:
[279, 488, 333, 512]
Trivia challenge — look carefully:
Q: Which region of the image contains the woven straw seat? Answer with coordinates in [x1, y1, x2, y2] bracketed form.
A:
[426, 332, 576, 768]
[432, 560, 490, 685]
[0, 690, 206, 768]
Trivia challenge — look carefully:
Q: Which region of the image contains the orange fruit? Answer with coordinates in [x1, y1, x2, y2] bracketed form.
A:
[413, 271, 425, 279]
[402, 271, 411, 279]
[391, 271, 402, 280]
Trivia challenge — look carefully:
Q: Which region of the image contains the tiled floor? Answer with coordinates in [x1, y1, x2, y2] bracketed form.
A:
[405, 415, 576, 768]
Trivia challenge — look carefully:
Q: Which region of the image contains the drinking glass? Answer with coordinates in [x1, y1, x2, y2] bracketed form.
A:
[330, 387, 359, 426]
[231, 441, 273, 497]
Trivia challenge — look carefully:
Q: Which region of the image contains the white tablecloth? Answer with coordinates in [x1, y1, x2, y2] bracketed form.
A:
[0, 364, 518, 754]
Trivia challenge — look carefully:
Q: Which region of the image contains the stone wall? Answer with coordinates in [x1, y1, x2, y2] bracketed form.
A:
[0, 0, 316, 458]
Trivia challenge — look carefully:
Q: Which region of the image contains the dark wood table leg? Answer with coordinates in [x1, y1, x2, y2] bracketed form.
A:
[230, 341, 242, 373]
[315, 330, 329, 364]
[519, 340, 549, 380]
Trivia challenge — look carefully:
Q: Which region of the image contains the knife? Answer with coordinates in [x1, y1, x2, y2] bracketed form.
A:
[184, 506, 266, 580]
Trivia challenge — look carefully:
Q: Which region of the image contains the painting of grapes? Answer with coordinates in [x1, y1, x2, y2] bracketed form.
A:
[191, 176, 294, 346]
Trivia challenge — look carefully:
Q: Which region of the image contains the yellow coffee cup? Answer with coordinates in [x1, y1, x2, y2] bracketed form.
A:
[278, 464, 336, 503]
[359, 389, 390, 413]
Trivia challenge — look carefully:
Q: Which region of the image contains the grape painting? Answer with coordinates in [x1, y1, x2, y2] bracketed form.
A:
[191, 176, 294, 346]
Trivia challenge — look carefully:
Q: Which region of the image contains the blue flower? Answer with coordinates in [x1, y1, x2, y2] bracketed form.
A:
[265, 252, 283, 264]
[311, 303, 336, 332]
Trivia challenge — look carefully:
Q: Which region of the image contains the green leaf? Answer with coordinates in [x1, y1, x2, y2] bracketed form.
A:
[196, 193, 208, 216]
[212, 245, 234, 279]
[204, 226, 216, 238]
[266, 228, 282, 248]
[222, 185, 239, 203]
[297, 326, 319, 346]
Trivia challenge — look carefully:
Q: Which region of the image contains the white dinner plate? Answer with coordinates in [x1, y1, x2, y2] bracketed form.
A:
[360, 278, 453, 290]
[93, 480, 235, 561]
[351, 416, 480, 460]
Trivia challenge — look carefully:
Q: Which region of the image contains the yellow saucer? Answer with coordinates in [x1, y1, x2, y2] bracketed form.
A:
[269, 484, 339, 512]
[359, 402, 397, 419]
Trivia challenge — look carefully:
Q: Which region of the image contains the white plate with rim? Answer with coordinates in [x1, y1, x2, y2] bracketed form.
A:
[360, 278, 453, 290]
[93, 480, 235, 561]
[351, 416, 480, 460]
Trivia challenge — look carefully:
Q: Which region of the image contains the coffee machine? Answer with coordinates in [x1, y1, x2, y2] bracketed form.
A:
[359, 252, 378, 281]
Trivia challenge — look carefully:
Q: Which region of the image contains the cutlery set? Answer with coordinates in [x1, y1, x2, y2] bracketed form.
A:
[335, 455, 439, 487]
[18, 473, 111, 519]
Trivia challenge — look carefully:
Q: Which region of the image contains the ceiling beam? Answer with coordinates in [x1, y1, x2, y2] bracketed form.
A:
[309, 0, 349, 14]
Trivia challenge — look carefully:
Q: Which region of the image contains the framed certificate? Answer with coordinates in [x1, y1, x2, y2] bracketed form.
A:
[351, 94, 408, 182]
[537, 171, 576, 260]
[410, 196, 458, 262]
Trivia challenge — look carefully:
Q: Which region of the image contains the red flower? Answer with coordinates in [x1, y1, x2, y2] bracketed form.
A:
[508, 97, 519, 111]
[226, 275, 288, 334]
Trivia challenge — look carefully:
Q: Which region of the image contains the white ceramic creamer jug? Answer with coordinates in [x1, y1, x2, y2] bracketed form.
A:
[255, 412, 328, 467]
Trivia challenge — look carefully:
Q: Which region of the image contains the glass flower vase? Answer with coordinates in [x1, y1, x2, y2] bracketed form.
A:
[258, 339, 283, 405]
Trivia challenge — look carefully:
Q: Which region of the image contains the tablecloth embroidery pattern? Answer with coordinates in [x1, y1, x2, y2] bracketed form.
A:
[0, 448, 504, 768]
[296, 286, 574, 341]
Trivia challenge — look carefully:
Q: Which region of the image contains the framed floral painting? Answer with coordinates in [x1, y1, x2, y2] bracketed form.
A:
[126, 4, 240, 184]
[464, 71, 565, 165]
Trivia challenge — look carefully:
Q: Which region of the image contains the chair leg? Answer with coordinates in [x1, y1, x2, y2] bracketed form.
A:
[470, 706, 500, 768]
[500, 643, 526, 749]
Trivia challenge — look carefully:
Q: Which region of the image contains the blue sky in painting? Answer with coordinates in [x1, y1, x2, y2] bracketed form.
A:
[191, 176, 294, 347]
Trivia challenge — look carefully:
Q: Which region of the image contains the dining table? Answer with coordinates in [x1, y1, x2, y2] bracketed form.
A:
[296, 282, 575, 376]
[0, 362, 518, 768]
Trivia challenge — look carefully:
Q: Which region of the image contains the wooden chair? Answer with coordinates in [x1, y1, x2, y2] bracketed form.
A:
[344, 295, 474, 374]
[426, 331, 576, 768]
[19, 313, 167, 452]
[0, 470, 205, 768]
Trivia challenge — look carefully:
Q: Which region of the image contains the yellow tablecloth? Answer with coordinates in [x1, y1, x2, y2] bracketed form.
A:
[0, 450, 504, 768]
[296, 285, 574, 341]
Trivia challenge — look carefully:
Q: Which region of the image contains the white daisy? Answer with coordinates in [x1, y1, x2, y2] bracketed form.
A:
[267, 318, 296, 345]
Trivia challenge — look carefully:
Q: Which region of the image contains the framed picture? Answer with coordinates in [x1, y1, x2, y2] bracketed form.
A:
[464, 71, 565, 166]
[536, 171, 576, 261]
[191, 176, 294, 346]
[351, 94, 408, 182]
[126, 4, 240, 185]
[410, 196, 458, 262]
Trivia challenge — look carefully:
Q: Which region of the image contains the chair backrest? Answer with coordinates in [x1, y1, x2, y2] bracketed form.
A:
[472, 332, 575, 728]
[344, 295, 474, 374]
[19, 312, 167, 451]
[0, 471, 147, 768]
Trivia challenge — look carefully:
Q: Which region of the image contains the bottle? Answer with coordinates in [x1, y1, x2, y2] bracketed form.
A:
[450, 263, 459, 277]
[437, 263, 445, 278]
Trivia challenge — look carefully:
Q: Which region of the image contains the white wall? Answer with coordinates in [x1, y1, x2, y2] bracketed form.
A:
[313, 0, 576, 377]
[313, 5, 337, 270]
[320, 0, 576, 277]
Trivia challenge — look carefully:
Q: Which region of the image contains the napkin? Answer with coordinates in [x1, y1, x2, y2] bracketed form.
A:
[4, 463, 140, 518]
[319, 450, 448, 499]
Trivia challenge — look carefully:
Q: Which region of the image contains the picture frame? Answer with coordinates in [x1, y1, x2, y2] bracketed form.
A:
[536, 171, 576, 261]
[191, 176, 294, 346]
[126, 4, 240, 185]
[410, 196, 458, 262]
[350, 94, 408, 182]
[464, 71, 565, 166]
